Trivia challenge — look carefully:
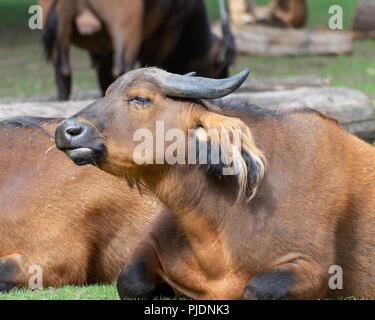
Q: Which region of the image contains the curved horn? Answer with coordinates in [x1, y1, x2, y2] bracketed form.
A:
[152, 68, 250, 99]
[184, 71, 197, 77]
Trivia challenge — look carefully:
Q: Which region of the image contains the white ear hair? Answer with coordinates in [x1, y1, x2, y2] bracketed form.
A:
[196, 126, 208, 142]
[196, 112, 267, 202]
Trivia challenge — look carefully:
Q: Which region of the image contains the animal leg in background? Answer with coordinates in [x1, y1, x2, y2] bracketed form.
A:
[88, 0, 144, 78]
[0, 254, 28, 292]
[46, 1, 75, 100]
[109, 21, 142, 78]
[90, 52, 115, 96]
[53, 44, 71, 101]
[243, 254, 328, 300]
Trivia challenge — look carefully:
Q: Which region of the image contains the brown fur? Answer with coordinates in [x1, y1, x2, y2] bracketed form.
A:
[75, 4, 102, 36]
[39, 0, 143, 100]
[229, 0, 307, 28]
[55, 69, 375, 299]
[271, 0, 307, 28]
[0, 118, 163, 289]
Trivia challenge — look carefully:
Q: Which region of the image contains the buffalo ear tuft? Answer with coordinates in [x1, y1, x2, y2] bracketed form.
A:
[195, 111, 267, 201]
[204, 141, 224, 181]
[241, 149, 265, 200]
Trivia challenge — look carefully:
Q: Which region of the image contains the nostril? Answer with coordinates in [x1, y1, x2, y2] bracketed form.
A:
[55, 118, 90, 150]
[66, 126, 82, 136]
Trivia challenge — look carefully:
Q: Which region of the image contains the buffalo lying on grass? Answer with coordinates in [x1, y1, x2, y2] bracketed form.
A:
[0, 117, 169, 292]
[56, 67, 375, 299]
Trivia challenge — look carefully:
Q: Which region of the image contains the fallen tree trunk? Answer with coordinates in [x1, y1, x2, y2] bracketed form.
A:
[223, 87, 375, 142]
[0, 100, 93, 119]
[0, 88, 373, 142]
[213, 24, 353, 55]
[238, 75, 331, 92]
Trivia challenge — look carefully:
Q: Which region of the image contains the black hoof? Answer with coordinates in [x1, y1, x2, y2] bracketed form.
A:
[243, 270, 295, 300]
[117, 261, 155, 300]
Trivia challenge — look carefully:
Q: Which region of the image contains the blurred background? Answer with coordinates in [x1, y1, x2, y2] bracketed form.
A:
[0, 0, 373, 102]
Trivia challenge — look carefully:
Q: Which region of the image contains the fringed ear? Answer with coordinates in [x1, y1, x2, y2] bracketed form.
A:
[195, 112, 267, 201]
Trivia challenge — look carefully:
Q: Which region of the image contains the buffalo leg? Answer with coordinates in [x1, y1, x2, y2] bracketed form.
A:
[53, 45, 72, 101]
[111, 40, 138, 78]
[112, 46, 125, 79]
[0, 254, 28, 292]
[117, 244, 174, 300]
[243, 257, 327, 300]
[90, 52, 115, 96]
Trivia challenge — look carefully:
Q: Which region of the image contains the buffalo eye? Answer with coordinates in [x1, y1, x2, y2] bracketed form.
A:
[130, 96, 151, 105]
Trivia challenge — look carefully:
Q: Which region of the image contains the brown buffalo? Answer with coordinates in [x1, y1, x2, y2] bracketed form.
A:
[270, 0, 307, 28]
[0, 117, 168, 292]
[39, 0, 235, 101]
[55, 67, 375, 299]
[228, 0, 307, 28]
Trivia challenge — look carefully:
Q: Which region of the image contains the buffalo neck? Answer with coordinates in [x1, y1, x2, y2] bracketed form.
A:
[142, 164, 240, 271]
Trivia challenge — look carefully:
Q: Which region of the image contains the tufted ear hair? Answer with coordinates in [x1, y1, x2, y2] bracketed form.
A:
[195, 112, 267, 201]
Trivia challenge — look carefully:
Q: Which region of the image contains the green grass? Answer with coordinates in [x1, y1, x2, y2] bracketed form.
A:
[305, 0, 357, 29]
[0, 0, 34, 28]
[0, 0, 98, 97]
[0, 32, 98, 97]
[0, 284, 119, 300]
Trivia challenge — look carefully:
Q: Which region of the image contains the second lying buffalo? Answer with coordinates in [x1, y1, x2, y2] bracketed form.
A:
[0, 117, 167, 292]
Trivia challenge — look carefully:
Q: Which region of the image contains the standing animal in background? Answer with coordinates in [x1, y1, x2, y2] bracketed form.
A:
[228, 0, 307, 28]
[139, 0, 235, 79]
[39, 0, 143, 101]
[227, 0, 254, 24]
[56, 68, 375, 299]
[0, 117, 165, 291]
[40, 0, 235, 101]
[270, 0, 307, 28]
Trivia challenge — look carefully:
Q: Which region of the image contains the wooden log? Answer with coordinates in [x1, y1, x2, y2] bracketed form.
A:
[223, 87, 375, 141]
[0, 100, 94, 119]
[238, 75, 331, 92]
[0, 90, 100, 104]
[352, 30, 375, 39]
[0, 88, 373, 141]
[212, 24, 353, 55]
[353, 0, 375, 34]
